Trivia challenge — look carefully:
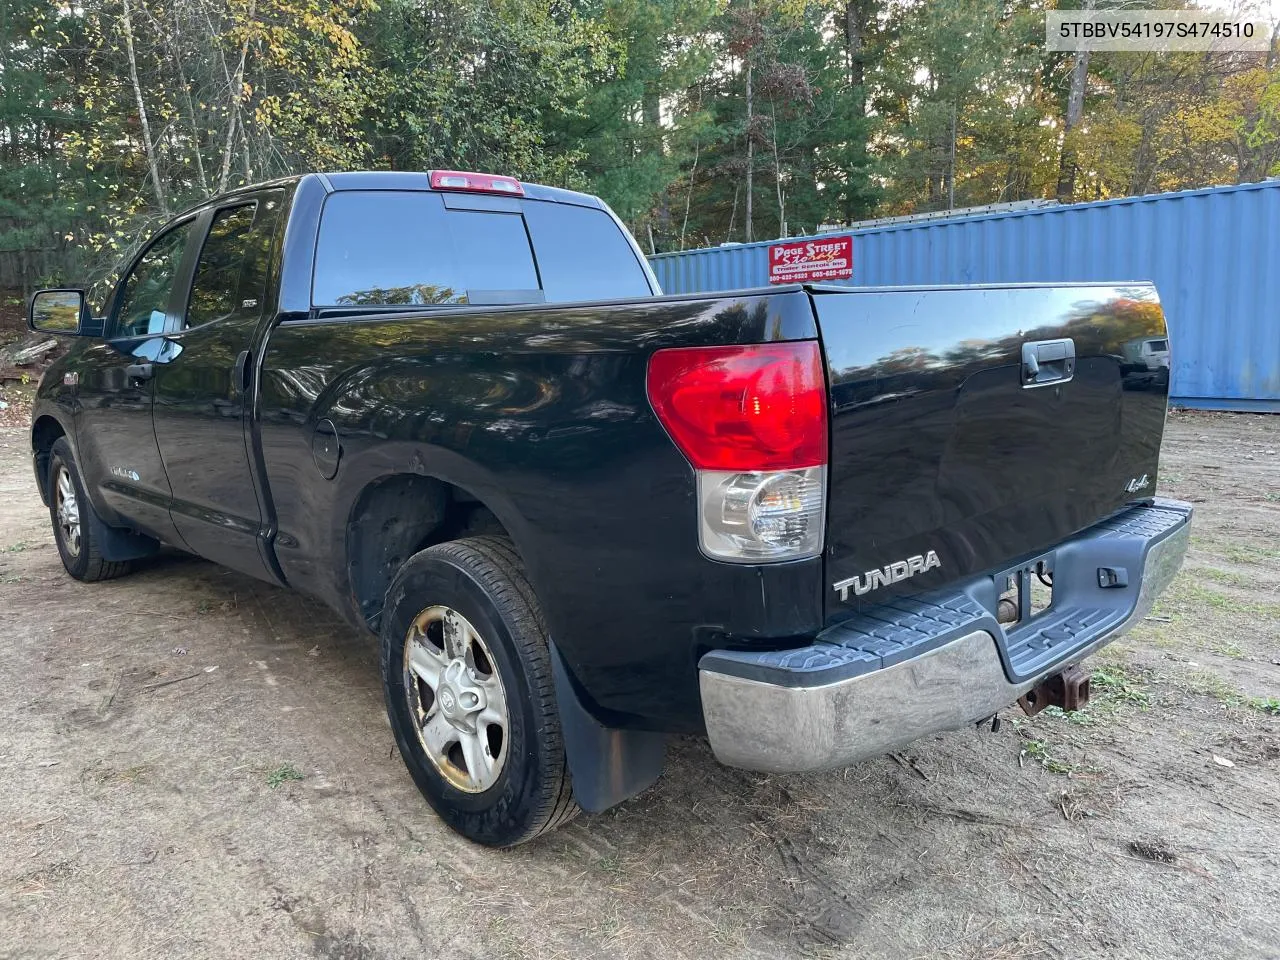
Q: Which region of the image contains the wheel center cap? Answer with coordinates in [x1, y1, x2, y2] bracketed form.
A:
[436, 660, 485, 724]
[438, 687, 458, 716]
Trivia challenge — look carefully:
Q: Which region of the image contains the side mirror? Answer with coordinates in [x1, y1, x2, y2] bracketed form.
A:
[28, 289, 88, 335]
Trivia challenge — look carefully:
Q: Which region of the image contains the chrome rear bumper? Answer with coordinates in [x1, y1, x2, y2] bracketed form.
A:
[699, 499, 1192, 773]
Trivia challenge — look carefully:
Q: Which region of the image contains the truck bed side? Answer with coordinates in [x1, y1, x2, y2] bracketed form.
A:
[256, 290, 823, 731]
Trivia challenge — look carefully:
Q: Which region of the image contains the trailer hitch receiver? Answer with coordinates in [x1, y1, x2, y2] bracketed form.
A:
[1018, 664, 1091, 717]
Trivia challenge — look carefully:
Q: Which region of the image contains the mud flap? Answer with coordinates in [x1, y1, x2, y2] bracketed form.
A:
[549, 641, 665, 814]
[86, 509, 160, 562]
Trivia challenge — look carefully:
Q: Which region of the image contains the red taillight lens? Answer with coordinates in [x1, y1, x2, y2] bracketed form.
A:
[429, 170, 524, 196]
[646, 342, 828, 471]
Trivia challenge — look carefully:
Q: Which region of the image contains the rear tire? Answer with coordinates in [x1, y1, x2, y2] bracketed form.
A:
[47, 437, 134, 582]
[381, 536, 579, 847]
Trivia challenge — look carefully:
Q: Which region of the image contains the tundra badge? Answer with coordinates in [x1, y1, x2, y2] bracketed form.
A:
[833, 550, 941, 602]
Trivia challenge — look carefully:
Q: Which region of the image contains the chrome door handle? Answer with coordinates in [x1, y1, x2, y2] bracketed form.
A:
[1022, 338, 1075, 387]
[125, 362, 154, 383]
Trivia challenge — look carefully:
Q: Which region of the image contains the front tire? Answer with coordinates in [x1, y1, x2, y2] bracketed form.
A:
[381, 536, 579, 847]
[47, 438, 133, 582]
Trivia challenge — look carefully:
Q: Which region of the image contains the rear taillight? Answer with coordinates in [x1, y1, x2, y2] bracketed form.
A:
[646, 342, 828, 563]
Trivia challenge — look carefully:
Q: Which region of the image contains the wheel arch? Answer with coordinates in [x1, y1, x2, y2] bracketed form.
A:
[31, 414, 70, 506]
[342, 468, 529, 633]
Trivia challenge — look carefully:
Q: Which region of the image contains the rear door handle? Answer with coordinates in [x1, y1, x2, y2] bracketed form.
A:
[1022, 338, 1075, 387]
[125, 362, 154, 383]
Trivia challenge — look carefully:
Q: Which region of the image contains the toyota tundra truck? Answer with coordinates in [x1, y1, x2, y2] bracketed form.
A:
[27, 170, 1191, 846]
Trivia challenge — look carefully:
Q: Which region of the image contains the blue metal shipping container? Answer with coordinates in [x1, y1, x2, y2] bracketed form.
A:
[649, 181, 1280, 411]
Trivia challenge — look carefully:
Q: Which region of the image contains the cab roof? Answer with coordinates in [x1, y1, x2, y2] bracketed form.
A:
[175, 170, 606, 220]
[317, 171, 605, 209]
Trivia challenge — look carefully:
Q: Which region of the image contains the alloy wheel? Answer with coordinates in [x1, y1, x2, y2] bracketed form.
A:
[54, 466, 81, 558]
[404, 605, 509, 793]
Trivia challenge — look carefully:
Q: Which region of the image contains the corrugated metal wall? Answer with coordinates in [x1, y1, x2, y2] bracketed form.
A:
[649, 181, 1280, 410]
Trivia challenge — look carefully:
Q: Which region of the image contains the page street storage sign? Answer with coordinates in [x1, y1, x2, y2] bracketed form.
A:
[768, 236, 853, 283]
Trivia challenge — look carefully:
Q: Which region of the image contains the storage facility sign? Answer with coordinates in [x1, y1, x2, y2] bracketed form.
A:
[768, 236, 853, 283]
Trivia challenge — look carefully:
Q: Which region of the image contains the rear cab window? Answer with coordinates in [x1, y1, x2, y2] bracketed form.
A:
[311, 190, 652, 309]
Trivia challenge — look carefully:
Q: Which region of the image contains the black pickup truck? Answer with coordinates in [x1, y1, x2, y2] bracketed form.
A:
[28, 171, 1191, 846]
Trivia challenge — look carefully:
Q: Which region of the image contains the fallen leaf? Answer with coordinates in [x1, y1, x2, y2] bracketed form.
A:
[1212, 755, 1234, 768]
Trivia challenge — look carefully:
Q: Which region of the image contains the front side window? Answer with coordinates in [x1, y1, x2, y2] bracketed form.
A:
[113, 222, 194, 338]
[186, 204, 258, 328]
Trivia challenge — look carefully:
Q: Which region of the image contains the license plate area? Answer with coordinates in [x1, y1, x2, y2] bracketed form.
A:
[996, 556, 1055, 629]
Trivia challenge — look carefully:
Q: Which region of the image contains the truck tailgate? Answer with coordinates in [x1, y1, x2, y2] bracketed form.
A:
[813, 283, 1170, 622]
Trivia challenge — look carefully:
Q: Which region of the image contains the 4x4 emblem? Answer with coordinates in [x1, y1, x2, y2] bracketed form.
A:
[1125, 474, 1151, 494]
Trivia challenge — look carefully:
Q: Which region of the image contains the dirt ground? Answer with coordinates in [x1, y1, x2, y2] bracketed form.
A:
[1, 411, 1277, 960]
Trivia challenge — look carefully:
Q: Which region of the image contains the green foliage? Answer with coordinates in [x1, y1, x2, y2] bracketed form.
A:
[1247, 696, 1280, 715]
[1020, 737, 1076, 775]
[266, 763, 304, 787]
[1091, 665, 1151, 708]
[1, 0, 1276, 287]
[366, 0, 621, 183]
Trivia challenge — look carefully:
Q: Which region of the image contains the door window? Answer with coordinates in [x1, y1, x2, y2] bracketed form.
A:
[186, 203, 259, 329]
[113, 221, 194, 338]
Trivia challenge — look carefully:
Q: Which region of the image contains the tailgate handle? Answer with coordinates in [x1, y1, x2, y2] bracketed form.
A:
[1022, 338, 1075, 387]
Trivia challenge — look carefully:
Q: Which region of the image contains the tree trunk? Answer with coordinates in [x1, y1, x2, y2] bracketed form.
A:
[643, 82, 662, 158]
[1055, 0, 1095, 202]
[1129, 114, 1157, 195]
[240, 117, 252, 182]
[845, 0, 867, 119]
[679, 139, 700, 250]
[842, 0, 869, 223]
[726, 183, 740, 244]
[745, 59, 754, 243]
[218, 111, 239, 192]
[1, 1, 12, 172]
[772, 110, 786, 237]
[218, 2, 255, 192]
[122, 0, 169, 216]
[947, 103, 956, 211]
[168, 3, 209, 196]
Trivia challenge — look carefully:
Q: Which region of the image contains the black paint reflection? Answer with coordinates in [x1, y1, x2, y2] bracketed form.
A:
[816, 284, 1169, 623]
[255, 290, 822, 731]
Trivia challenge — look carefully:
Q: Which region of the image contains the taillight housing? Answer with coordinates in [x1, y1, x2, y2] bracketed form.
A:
[647, 342, 828, 563]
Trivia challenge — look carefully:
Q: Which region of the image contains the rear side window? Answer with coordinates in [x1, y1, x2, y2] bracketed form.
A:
[312, 191, 652, 307]
[186, 204, 257, 328]
[522, 202, 651, 301]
